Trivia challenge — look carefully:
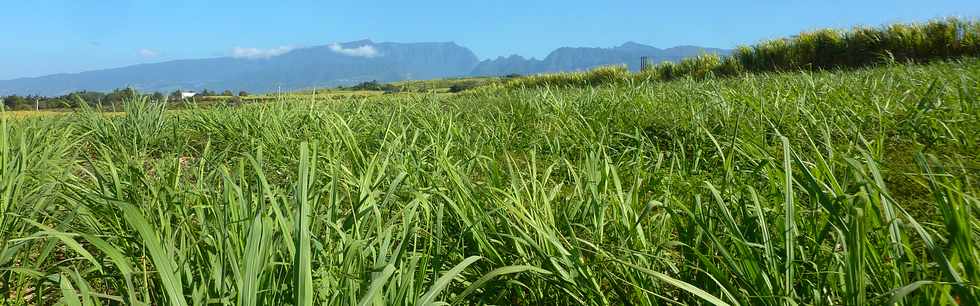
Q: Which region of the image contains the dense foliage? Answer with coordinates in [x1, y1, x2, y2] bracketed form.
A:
[340, 81, 402, 93]
[506, 18, 980, 88]
[0, 88, 249, 111]
[391, 77, 505, 93]
[1, 88, 147, 110]
[1, 57, 978, 305]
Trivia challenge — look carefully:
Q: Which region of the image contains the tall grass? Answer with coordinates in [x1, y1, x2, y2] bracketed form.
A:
[503, 65, 633, 88]
[0, 58, 978, 304]
[507, 17, 980, 89]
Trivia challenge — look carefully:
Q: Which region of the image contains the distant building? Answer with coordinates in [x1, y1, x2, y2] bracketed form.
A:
[179, 91, 198, 99]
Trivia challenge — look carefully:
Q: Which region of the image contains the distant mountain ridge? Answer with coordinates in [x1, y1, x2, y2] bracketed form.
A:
[0, 40, 730, 96]
[472, 42, 730, 76]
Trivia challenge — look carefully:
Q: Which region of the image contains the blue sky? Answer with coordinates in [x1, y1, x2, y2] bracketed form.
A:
[1, 0, 977, 80]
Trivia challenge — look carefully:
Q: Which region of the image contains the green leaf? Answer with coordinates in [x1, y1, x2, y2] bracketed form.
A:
[120, 202, 188, 306]
[418, 256, 482, 305]
[619, 260, 731, 306]
[454, 265, 552, 303]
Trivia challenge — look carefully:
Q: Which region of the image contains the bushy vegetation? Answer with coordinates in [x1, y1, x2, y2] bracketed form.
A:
[2, 88, 147, 110]
[1, 57, 978, 305]
[1, 88, 251, 111]
[339, 80, 402, 93]
[504, 65, 633, 88]
[447, 82, 478, 93]
[325, 77, 503, 94]
[507, 17, 980, 89]
[390, 77, 503, 93]
[731, 18, 980, 72]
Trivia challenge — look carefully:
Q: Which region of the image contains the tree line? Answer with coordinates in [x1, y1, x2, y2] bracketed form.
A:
[507, 17, 980, 88]
[2, 88, 249, 110]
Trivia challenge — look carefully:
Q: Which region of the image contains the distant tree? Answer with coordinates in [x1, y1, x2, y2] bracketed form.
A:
[3, 95, 31, 110]
[448, 82, 479, 93]
[151, 92, 165, 101]
[24, 95, 41, 110]
[221, 90, 234, 96]
[169, 90, 182, 101]
[104, 88, 138, 105]
[504, 73, 522, 78]
[350, 80, 384, 91]
[67, 91, 104, 107]
[347, 80, 403, 93]
[41, 96, 65, 109]
[3, 95, 17, 109]
[382, 85, 401, 94]
[238, 91, 249, 97]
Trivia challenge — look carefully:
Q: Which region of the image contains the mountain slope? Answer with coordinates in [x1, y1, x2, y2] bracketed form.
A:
[471, 42, 731, 76]
[0, 41, 729, 96]
[0, 40, 480, 96]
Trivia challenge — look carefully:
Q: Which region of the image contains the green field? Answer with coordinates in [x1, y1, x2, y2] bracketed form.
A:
[1, 56, 978, 305]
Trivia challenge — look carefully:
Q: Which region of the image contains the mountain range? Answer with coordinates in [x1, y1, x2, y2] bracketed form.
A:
[0, 40, 730, 96]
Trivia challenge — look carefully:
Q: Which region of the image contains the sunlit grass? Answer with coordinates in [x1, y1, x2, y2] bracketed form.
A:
[1, 57, 978, 305]
[506, 17, 980, 89]
[0, 110, 69, 119]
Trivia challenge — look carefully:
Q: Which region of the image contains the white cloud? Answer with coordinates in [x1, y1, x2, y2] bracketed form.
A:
[328, 43, 379, 58]
[138, 48, 159, 58]
[231, 46, 294, 59]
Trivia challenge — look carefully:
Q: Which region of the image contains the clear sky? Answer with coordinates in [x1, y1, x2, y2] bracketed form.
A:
[1, 0, 977, 80]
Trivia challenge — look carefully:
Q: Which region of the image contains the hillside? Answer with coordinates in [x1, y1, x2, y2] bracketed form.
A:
[0, 40, 480, 96]
[0, 41, 726, 96]
[471, 42, 730, 75]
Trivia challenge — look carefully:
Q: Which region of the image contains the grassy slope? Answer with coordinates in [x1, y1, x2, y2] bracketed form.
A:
[1, 58, 978, 305]
[389, 76, 502, 92]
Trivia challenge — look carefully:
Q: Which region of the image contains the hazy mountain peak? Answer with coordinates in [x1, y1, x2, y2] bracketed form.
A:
[341, 39, 375, 46]
[618, 41, 653, 49]
[0, 41, 730, 96]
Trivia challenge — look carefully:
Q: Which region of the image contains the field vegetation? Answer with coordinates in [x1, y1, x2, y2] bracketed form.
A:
[1, 19, 979, 305]
[505, 18, 980, 88]
[389, 77, 505, 93]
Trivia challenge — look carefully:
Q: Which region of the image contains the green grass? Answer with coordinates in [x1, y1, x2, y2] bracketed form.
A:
[1, 57, 978, 305]
[389, 76, 504, 93]
[506, 17, 980, 89]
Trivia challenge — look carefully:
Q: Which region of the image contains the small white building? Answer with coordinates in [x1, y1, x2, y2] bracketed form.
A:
[179, 91, 198, 99]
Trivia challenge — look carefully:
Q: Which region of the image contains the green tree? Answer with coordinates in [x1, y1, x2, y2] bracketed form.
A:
[151, 92, 165, 102]
[448, 82, 478, 93]
[65, 91, 104, 107]
[351, 80, 384, 91]
[169, 90, 182, 101]
[3, 95, 31, 110]
[104, 88, 138, 105]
